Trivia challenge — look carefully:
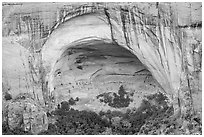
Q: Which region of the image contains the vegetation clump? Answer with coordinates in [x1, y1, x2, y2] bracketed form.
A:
[4, 92, 12, 101]
[40, 101, 110, 135]
[97, 85, 133, 108]
[39, 92, 172, 135]
[68, 97, 79, 105]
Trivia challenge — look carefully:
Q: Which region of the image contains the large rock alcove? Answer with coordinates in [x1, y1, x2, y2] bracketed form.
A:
[50, 39, 163, 112]
[42, 13, 165, 112]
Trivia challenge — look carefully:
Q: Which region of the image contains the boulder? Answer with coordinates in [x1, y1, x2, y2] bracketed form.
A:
[7, 93, 48, 134]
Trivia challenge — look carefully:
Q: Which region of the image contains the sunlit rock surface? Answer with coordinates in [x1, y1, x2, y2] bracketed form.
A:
[2, 36, 45, 105]
[42, 13, 112, 71]
[2, 37, 30, 97]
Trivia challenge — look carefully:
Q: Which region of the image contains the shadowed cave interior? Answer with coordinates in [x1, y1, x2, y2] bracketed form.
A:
[50, 39, 164, 112]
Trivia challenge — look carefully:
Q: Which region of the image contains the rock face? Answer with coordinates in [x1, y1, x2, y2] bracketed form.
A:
[50, 41, 164, 112]
[2, 36, 45, 105]
[39, 3, 201, 118]
[2, 37, 30, 98]
[6, 93, 48, 134]
[2, 2, 202, 118]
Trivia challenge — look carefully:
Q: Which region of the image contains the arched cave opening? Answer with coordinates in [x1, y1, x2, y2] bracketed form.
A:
[50, 39, 165, 113]
[2, 2, 202, 135]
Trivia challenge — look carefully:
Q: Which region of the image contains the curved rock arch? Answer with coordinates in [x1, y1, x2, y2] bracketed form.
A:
[42, 12, 171, 93]
[42, 5, 192, 118]
[42, 13, 113, 93]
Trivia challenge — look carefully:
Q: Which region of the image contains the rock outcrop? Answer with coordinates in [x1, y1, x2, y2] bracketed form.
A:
[6, 93, 48, 134]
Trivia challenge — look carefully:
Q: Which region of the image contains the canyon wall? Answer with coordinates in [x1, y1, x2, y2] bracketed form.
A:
[2, 2, 202, 116]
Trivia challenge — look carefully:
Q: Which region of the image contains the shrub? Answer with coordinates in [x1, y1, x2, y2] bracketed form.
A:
[41, 101, 110, 135]
[98, 92, 172, 135]
[97, 85, 133, 108]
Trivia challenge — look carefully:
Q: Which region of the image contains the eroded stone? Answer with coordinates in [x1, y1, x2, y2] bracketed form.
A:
[7, 93, 48, 134]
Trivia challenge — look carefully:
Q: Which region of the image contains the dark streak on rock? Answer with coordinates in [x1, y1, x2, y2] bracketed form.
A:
[115, 61, 135, 64]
